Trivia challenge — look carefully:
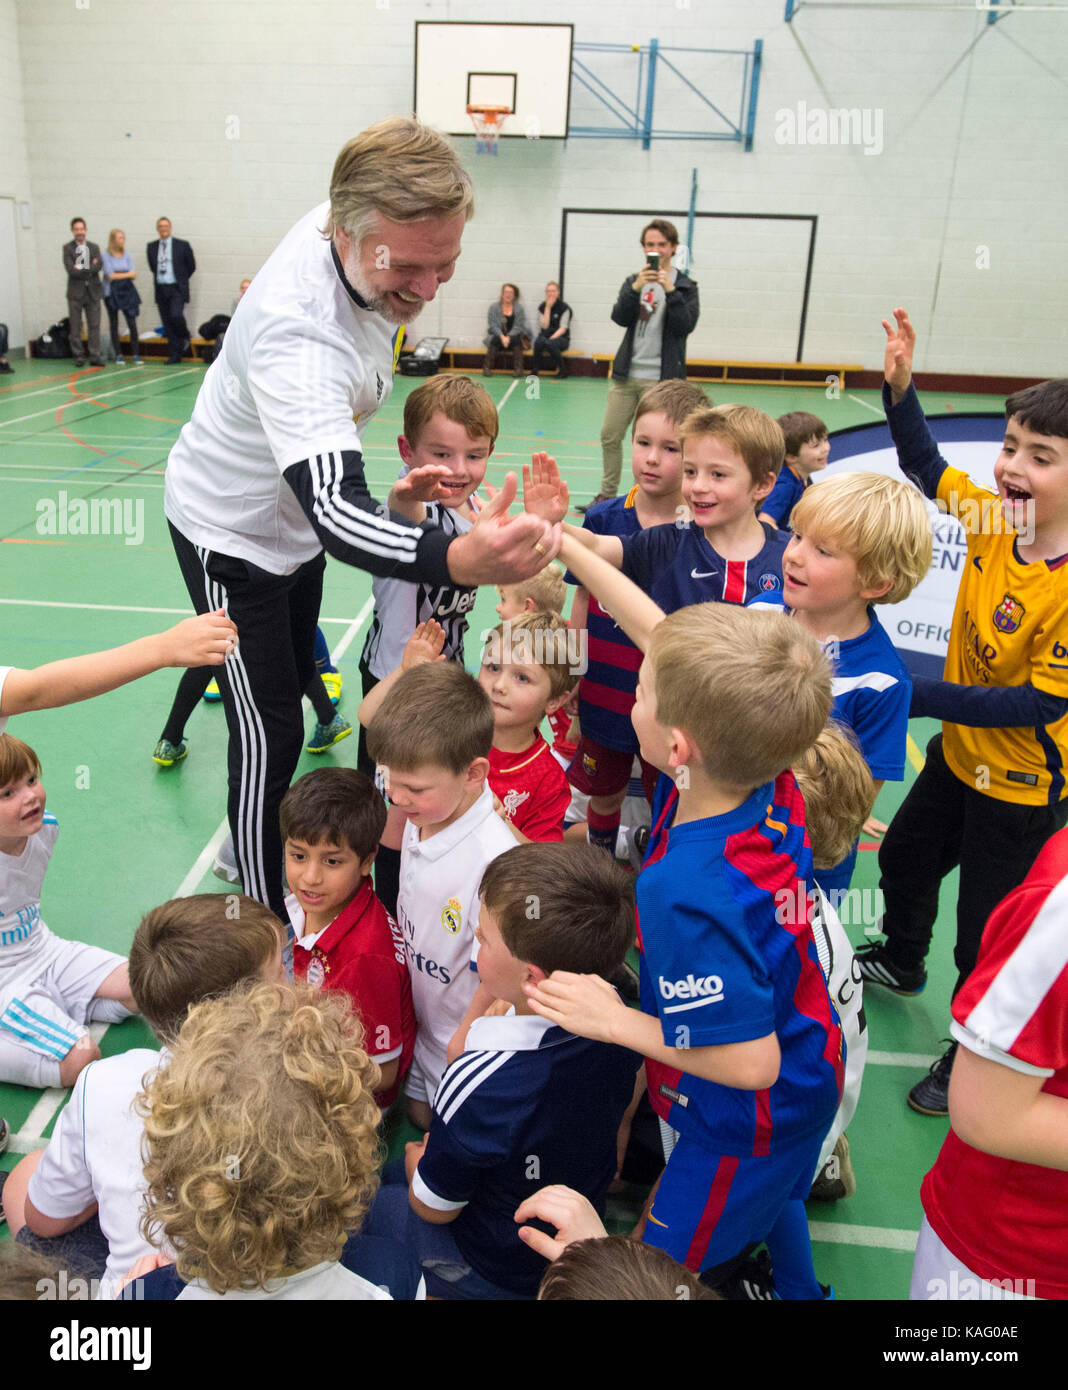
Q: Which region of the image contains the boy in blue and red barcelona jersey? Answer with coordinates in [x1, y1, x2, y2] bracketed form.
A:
[858, 309, 1068, 1117]
[525, 510, 842, 1297]
[564, 380, 710, 855]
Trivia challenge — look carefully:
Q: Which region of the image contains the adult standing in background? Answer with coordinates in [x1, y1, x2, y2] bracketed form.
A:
[584, 219, 699, 510]
[532, 281, 572, 380]
[63, 219, 105, 368]
[102, 229, 142, 365]
[163, 117, 558, 919]
[147, 217, 195, 364]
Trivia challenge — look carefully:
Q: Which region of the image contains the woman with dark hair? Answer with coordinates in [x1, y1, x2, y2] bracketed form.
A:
[483, 282, 531, 377]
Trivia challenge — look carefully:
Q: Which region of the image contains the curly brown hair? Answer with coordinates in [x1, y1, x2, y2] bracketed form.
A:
[137, 982, 382, 1294]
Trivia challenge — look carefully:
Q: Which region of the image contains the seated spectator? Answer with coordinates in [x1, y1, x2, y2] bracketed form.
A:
[483, 283, 530, 377]
[0, 322, 13, 374]
[102, 229, 142, 365]
[532, 282, 572, 380]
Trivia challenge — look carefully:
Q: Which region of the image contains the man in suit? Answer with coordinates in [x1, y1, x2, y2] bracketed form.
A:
[63, 219, 105, 368]
[147, 217, 196, 364]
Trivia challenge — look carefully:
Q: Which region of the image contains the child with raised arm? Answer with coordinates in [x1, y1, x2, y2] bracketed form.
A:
[565, 380, 710, 856]
[748, 470, 932, 883]
[860, 308, 1068, 1116]
[363, 840, 641, 1300]
[0, 611, 236, 730]
[523, 520, 842, 1296]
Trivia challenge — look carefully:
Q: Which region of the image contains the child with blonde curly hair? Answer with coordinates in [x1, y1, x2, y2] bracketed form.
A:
[125, 981, 422, 1300]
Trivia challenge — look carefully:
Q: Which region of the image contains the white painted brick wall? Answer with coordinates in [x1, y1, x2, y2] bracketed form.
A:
[8, 0, 1068, 375]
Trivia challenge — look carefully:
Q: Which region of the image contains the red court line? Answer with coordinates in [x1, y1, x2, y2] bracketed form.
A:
[56, 371, 155, 466]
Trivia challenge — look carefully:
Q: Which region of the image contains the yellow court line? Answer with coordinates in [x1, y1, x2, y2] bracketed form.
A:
[906, 734, 925, 775]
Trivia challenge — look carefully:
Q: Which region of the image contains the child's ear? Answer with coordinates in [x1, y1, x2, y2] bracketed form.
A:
[523, 597, 538, 612]
[524, 962, 547, 988]
[397, 434, 415, 467]
[860, 575, 894, 602]
[466, 756, 491, 789]
[669, 726, 700, 775]
[359, 849, 378, 877]
[753, 470, 779, 504]
[784, 452, 800, 468]
[544, 688, 571, 718]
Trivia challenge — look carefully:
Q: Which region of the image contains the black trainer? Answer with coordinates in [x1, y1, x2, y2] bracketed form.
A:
[855, 940, 927, 995]
[907, 1041, 957, 1116]
[708, 1248, 777, 1300]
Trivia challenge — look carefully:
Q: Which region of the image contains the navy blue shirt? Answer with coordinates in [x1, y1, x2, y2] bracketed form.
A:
[620, 521, 789, 613]
[413, 1011, 640, 1298]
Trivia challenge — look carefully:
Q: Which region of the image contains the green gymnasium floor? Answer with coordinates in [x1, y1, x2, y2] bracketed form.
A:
[0, 358, 1009, 1298]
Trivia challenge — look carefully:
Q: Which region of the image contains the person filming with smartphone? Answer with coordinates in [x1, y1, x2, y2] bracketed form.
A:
[584, 219, 699, 511]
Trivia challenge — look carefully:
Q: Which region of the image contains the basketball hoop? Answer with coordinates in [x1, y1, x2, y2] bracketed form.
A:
[467, 104, 510, 155]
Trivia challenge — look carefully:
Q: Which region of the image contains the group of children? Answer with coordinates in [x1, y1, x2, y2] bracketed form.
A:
[1, 305, 1066, 1301]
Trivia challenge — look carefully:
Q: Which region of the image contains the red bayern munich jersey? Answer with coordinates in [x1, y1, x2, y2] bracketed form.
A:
[488, 735, 572, 842]
[921, 828, 1068, 1300]
[290, 875, 415, 1108]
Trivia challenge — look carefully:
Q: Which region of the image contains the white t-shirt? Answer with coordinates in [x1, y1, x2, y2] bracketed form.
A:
[0, 816, 58, 965]
[176, 1261, 391, 1301]
[164, 202, 398, 575]
[397, 786, 516, 1094]
[809, 886, 868, 1169]
[27, 1047, 167, 1300]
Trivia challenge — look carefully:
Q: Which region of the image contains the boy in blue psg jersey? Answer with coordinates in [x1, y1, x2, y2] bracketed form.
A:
[857, 308, 1068, 1117]
[527, 403, 789, 623]
[748, 471, 932, 892]
[526, 535, 842, 1295]
[363, 841, 641, 1300]
[566, 380, 710, 856]
[759, 411, 830, 530]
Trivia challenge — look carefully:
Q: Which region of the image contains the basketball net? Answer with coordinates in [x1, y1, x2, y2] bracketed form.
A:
[467, 104, 510, 156]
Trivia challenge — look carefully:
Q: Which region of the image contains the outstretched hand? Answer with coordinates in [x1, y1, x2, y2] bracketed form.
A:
[163, 610, 237, 668]
[522, 452, 569, 526]
[392, 463, 455, 505]
[513, 1185, 608, 1261]
[402, 620, 446, 669]
[882, 307, 915, 397]
[445, 470, 561, 586]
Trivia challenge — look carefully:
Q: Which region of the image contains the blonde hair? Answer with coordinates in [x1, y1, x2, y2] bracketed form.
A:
[482, 610, 576, 702]
[137, 982, 382, 1295]
[649, 605, 832, 788]
[324, 117, 474, 243]
[0, 733, 40, 789]
[403, 374, 499, 448]
[679, 404, 785, 488]
[106, 228, 125, 255]
[793, 723, 876, 869]
[507, 563, 567, 616]
[790, 473, 933, 604]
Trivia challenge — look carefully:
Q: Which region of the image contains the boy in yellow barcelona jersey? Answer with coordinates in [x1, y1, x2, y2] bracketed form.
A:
[857, 308, 1068, 1115]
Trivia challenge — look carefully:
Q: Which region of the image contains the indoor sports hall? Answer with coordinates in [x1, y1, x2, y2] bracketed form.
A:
[1, 0, 1065, 1312]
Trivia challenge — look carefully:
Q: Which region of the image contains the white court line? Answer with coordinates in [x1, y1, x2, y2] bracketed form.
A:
[847, 393, 884, 416]
[0, 367, 148, 407]
[1, 438, 171, 449]
[867, 1050, 941, 1069]
[6, 1022, 111, 1153]
[0, 476, 164, 488]
[809, 1221, 919, 1253]
[0, 598, 366, 622]
[496, 379, 521, 411]
[0, 368, 199, 429]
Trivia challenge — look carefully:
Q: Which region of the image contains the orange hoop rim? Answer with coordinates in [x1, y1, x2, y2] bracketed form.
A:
[466, 104, 511, 135]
